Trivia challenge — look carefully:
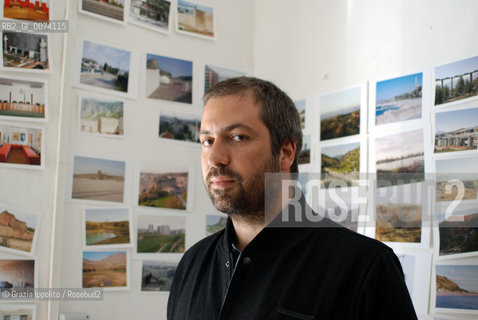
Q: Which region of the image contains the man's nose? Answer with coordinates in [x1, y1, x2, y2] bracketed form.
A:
[207, 139, 230, 168]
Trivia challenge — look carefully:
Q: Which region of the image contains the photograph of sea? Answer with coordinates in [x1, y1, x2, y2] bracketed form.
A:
[375, 129, 424, 187]
[320, 87, 361, 141]
[321, 142, 360, 188]
[72, 156, 125, 203]
[435, 55, 478, 106]
[439, 211, 478, 256]
[375, 73, 422, 125]
[436, 156, 478, 201]
[436, 265, 478, 311]
[435, 107, 478, 153]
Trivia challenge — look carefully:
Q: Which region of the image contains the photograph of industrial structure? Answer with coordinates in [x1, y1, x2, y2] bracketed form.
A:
[435, 55, 478, 106]
[435, 107, 478, 153]
[2, 32, 49, 70]
[0, 76, 46, 121]
[3, 0, 50, 21]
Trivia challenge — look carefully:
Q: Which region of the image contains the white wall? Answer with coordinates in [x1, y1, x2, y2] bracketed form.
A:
[52, 1, 255, 319]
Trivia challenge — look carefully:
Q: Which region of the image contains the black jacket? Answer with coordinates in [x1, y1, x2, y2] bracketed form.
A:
[167, 216, 417, 320]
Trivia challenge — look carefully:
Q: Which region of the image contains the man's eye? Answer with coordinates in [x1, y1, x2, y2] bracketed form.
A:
[201, 139, 213, 147]
[232, 135, 246, 142]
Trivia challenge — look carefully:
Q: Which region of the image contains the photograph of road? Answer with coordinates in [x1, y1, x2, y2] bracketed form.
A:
[375, 73, 422, 125]
[136, 215, 185, 253]
[72, 156, 125, 203]
[435, 55, 478, 106]
[320, 87, 361, 141]
[321, 142, 360, 188]
[80, 40, 131, 93]
[81, 0, 124, 22]
[435, 107, 478, 153]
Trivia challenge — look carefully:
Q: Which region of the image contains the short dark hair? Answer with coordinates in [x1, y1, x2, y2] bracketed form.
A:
[203, 77, 303, 173]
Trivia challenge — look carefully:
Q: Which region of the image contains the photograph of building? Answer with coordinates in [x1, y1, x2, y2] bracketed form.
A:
[3, 0, 50, 21]
[0, 124, 42, 166]
[129, 0, 171, 32]
[204, 65, 244, 93]
[158, 111, 200, 143]
[80, 97, 124, 136]
[136, 215, 185, 253]
[2, 32, 49, 70]
[138, 171, 188, 210]
[177, 0, 214, 38]
[0, 77, 46, 120]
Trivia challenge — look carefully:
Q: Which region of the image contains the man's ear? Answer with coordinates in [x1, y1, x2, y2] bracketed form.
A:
[279, 140, 296, 172]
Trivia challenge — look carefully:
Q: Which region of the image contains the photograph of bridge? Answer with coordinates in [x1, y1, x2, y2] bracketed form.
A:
[435, 107, 478, 153]
[435, 55, 478, 106]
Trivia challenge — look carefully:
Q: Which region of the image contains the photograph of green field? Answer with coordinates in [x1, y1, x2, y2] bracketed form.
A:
[85, 208, 130, 247]
[375, 129, 424, 187]
[321, 142, 360, 188]
[206, 215, 227, 236]
[82, 251, 127, 288]
[320, 87, 361, 141]
[141, 260, 177, 292]
[139, 171, 188, 210]
[435, 107, 478, 153]
[439, 212, 478, 256]
[0, 204, 37, 254]
[375, 204, 422, 243]
[137, 215, 185, 253]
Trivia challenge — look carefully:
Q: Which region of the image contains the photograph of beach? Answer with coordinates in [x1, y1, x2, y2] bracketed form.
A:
[177, 0, 214, 39]
[436, 265, 478, 311]
[321, 142, 360, 188]
[375, 73, 422, 125]
[136, 214, 185, 253]
[138, 171, 188, 210]
[435, 55, 478, 106]
[129, 0, 171, 33]
[436, 156, 478, 201]
[71, 156, 125, 203]
[206, 215, 227, 236]
[0, 76, 46, 121]
[204, 65, 245, 93]
[0, 204, 37, 254]
[439, 210, 478, 257]
[320, 87, 361, 141]
[0, 124, 42, 167]
[159, 110, 200, 144]
[82, 250, 127, 288]
[81, 0, 125, 22]
[435, 107, 478, 153]
[141, 260, 177, 292]
[80, 40, 131, 93]
[375, 129, 424, 187]
[0, 258, 35, 289]
[80, 96, 124, 136]
[146, 53, 192, 103]
[84, 208, 131, 247]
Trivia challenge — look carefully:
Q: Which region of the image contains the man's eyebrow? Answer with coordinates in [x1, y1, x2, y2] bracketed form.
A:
[199, 123, 254, 135]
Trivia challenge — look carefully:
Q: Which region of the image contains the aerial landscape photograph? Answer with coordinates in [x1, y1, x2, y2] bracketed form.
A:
[375, 73, 422, 125]
[321, 142, 360, 188]
[320, 87, 361, 141]
[138, 171, 188, 210]
[159, 111, 200, 143]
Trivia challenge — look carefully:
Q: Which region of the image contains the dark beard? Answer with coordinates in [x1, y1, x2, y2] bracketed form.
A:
[205, 156, 280, 220]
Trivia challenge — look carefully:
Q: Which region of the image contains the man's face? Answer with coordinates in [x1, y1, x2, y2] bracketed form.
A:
[200, 94, 280, 217]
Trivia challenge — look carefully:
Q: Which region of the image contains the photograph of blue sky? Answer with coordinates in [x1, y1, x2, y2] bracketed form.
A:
[85, 208, 129, 222]
[435, 107, 478, 133]
[376, 73, 422, 101]
[147, 53, 192, 78]
[435, 56, 478, 79]
[178, 0, 213, 14]
[83, 250, 125, 261]
[83, 41, 131, 71]
[320, 87, 361, 120]
[294, 99, 306, 113]
[376, 130, 423, 161]
[73, 156, 125, 177]
[322, 142, 359, 158]
[436, 265, 478, 293]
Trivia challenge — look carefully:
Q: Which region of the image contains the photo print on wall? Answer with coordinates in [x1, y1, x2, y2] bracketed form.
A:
[0, 122, 44, 169]
[129, 0, 171, 33]
[141, 260, 178, 293]
[82, 250, 128, 290]
[83, 207, 132, 249]
[78, 95, 124, 137]
[80, 0, 126, 24]
[136, 214, 185, 254]
[2, 32, 50, 71]
[176, 0, 215, 40]
[4, 0, 51, 21]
